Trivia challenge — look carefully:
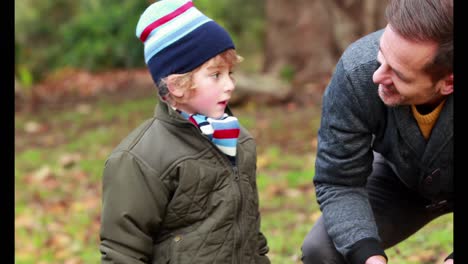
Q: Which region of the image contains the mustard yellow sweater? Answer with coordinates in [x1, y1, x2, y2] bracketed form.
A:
[411, 99, 447, 140]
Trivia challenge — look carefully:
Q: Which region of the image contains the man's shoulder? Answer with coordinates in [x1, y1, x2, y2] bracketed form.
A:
[341, 29, 384, 72]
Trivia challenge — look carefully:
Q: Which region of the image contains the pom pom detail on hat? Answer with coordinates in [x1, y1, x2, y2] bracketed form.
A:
[136, 0, 235, 86]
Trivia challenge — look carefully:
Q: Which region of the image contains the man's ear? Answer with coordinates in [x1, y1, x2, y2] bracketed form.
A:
[166, 75, 185, 97]
[441, 73, 453, 95]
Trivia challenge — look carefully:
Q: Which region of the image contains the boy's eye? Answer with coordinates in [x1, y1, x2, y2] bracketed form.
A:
[211, 72, 220, 78]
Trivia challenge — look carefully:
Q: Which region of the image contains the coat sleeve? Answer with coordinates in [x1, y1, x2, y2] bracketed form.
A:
[255, 231, 271, 264]
[314, 58, 384, 261]
[99, 151, 170, 263]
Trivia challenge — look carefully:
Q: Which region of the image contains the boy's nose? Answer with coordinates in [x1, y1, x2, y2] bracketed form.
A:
[224, 77, 235, 92]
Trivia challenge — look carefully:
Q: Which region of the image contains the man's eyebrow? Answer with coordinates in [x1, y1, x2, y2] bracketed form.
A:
[378, 46, 411, 82]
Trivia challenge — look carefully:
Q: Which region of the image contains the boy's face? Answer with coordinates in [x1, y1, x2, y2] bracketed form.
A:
[177, 54, 236, 118]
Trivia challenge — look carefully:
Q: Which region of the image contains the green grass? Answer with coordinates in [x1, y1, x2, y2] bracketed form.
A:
[385, 214, 453, 264]
[15, 95, 453, 264]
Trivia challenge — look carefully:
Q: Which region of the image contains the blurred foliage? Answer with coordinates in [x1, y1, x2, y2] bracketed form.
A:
[15, 0, 265, 85]
[195, 0, 266, 55]
[15, 0, 148, 82]
[280, 64, 296, 82]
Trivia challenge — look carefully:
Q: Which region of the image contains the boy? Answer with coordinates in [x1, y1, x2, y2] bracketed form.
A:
[99, 0, 270, 263]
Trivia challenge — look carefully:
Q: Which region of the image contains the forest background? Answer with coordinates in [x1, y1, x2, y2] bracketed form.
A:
[15, 0, 453, 263]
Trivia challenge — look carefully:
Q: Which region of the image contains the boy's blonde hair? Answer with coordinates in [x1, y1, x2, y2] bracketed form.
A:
[159, 49, 243, 105]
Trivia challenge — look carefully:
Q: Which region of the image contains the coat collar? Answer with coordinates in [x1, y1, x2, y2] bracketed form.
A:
[393, 94, 453, 165]
[153, 97, 235, 126]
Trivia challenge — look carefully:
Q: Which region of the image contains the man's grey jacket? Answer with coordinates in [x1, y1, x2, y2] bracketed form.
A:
[313, 29, 453, 262]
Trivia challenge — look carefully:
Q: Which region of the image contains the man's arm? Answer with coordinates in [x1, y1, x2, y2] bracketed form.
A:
[314, 55, 386, 262]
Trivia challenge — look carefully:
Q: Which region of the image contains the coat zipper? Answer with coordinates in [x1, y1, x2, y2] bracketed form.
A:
[191, 124, 244, 264]
[233, 165, 244, 264]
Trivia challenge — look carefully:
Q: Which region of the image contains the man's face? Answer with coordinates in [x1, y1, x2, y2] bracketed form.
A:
[372, 24, 450, 107]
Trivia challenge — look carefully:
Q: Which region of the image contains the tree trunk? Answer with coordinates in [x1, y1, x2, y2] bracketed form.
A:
[263, 0, 387, 103]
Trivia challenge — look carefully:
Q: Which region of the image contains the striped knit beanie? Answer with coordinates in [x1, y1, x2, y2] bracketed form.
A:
[136, 0, 235, 94]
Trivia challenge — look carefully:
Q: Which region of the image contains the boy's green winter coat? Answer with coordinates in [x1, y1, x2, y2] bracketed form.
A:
[100, 99, 270, 264]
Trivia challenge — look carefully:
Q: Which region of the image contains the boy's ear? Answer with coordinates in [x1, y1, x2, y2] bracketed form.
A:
[166, 75, 185, 97]
[440, 73, 453, 95]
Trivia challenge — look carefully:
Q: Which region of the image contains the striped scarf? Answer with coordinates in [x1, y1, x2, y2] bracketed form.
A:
[179, 111, 240, 163]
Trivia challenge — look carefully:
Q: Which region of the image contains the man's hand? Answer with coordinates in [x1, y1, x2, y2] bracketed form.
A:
[444, 259, 453, 264]
[365, 255, 387, 264]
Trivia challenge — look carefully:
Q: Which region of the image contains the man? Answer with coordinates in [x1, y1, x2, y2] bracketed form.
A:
[301, 0, 453, 263]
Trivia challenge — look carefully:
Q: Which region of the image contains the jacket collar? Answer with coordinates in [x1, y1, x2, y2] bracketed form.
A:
[422, 95, 453, 164]
[393, 94, 453, 165]
[153, 97, 235, 127]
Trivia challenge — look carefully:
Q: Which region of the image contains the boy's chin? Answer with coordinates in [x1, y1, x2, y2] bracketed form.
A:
[207, 111, 226, 119]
